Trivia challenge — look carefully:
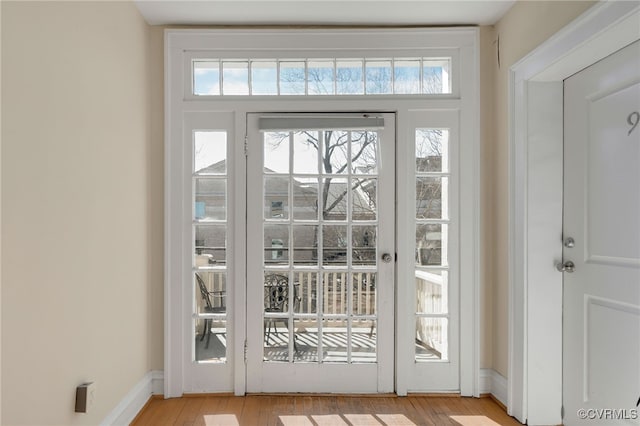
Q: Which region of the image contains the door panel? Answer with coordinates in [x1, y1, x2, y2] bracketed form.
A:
[563, 41, 640, 425]
[246, 113, 395, 393]
[183, 112, 236, 393]
[400, 111, 460, 392]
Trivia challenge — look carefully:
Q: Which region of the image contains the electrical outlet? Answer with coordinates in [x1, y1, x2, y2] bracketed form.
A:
[75, 382, 95, 413]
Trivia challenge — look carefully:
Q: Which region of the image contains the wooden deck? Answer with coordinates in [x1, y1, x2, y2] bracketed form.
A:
[132, 394, 522, 426]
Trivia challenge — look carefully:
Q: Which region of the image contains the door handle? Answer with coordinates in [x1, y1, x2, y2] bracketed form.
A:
[381, 253, 393, 263]
[556, 260, 575, 273]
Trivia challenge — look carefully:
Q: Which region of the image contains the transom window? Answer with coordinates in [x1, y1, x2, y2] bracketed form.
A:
[193, 57, 451, 96]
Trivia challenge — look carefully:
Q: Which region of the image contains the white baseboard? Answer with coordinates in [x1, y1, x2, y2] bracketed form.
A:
[101, 370, 164, 426]
[102, 369, 507, 424]
[480, 368, 507, 407]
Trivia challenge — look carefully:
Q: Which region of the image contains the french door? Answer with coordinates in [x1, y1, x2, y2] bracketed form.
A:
[245, 113, 396, 392]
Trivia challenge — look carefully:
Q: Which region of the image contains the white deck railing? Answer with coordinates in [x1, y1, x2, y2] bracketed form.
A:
[414, 270, 447, 359]
[197, 270, 376, 315]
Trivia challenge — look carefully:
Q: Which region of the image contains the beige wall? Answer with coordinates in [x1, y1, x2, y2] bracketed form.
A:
[490, 0, 596, 377]
[148, 25, 165, 371]
[1, 1, 163, 424]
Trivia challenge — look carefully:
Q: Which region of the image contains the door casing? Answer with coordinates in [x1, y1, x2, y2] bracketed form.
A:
[508, 2, 640, 424]
[164, 28, 481, 398]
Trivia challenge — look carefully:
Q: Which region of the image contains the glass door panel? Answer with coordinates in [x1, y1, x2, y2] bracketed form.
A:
[193, 131, 228, 363]
[246, 113, 395, 393]
[180, 113, 235, 394]
[414, 129, 450, 362]
[401, 110, 459, 392]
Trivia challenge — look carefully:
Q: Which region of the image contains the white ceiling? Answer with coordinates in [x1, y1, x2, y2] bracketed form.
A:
[134, 0, 516, 26]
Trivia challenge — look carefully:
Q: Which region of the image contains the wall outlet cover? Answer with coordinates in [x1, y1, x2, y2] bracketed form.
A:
[75, 382, 95, 414]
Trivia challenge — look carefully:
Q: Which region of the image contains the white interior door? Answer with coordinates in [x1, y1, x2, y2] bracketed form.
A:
[563, 40, 640, 425]
[246, 113, 395, 393]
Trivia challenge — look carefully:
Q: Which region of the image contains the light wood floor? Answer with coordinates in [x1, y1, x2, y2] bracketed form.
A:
[132, 394, 522, 426]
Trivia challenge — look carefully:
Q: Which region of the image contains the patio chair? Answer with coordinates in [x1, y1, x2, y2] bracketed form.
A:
[196, 272, 226, 349]
[264, 273, 300, 350]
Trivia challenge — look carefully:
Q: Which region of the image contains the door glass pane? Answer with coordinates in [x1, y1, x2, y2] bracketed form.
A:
[193, 61, 220, 96]
[352, 319, 376, 363]
[293, 225, 318, 266]
[280, 61, 306, 95]
[251, 61, 278, 95]
[195, 271, 227, 363]
[321, 178, 348, 220]
[394, 59, 421, 94]
[322, 271, 347, 314]
[195, 131, 227, 174]
[415, 317, 448, 361]
[323, 225, 347, 266]
[263, 317, 290, 362]
[222, 61, 249, 95]
[323, 131, 349, 174]
[294, 318, 319, 362]
[415, 224, 447, 267]
[293, 178, 318, 220]
[264, 272, 292, 362]
[365, 60, 392, 94]
[264, 272, 290, 312]
[293, 131, 319, 174]
[423, 59, 451, 94]
[416, 177, 448, 219]
[352, 178, 377, 221]
[294, 272, 318, 314]
[352, 272, 376, 315]
[351, 131, 378, 174]
[416, 129, 448, 172]
[264, 225, 289, 264]
[264, 132, 289, 174]
[195, 225, 226, 265]
[308, 60, 335, 95]
[416, 270, 448, 314]
[352, 226, 376, 265]
[196, 318, 227, 362]
[196, 271, 227, 313]
[336, 60, 364, 95]
[264, 176, 289, 219]
[322, 319, 348, 363]
[195, 178, 226, 221]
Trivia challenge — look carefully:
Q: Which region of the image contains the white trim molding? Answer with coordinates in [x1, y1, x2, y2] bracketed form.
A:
[101, 370, 164, 426]
[508, 2, 640, 425]
[480, 368, 507, 408]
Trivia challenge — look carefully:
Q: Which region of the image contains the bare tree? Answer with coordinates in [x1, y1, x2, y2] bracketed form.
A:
[265, 129, 378, 264]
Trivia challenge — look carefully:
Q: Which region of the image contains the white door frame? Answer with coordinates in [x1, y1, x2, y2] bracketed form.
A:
[508, 2, 640, 424]
[164, 28, 480, 398]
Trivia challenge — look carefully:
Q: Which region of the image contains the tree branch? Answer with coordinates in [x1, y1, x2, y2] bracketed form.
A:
[323, 178, 372, 215]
